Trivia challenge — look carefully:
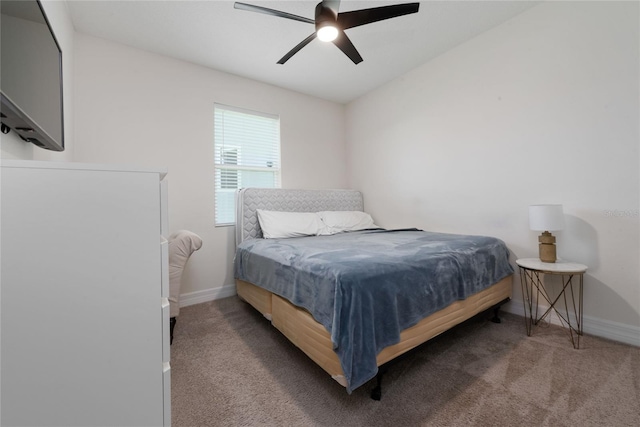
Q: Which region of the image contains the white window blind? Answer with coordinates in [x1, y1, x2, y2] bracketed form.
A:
[214, 104, 281, 225]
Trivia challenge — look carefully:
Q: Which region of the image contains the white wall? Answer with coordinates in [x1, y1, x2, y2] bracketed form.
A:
[346, 1, 639, 341]
[73, 33, 348, 300]
[6, 0, 636, 345]
[0, 0, 74, 161]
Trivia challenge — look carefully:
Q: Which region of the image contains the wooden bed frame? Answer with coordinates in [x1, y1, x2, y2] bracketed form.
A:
[237, 276, 512, 388]
[234, 188, 513, 396]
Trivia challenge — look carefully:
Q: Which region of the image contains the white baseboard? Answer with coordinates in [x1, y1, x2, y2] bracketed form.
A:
[503, 299, 640, 347]
[179, 283, 237, 308]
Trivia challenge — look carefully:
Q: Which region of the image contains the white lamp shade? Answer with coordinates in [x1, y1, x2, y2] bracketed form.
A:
[529, 204, 564, 231]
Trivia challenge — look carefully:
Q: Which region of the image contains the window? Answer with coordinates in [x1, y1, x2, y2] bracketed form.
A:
[220, 147, 239, 189]
[214, 104, 281, 225]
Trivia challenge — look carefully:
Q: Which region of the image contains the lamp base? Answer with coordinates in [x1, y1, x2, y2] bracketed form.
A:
[538, 231, 557, 263]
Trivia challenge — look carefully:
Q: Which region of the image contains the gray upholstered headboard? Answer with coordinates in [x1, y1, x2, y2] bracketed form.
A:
[235, 188, 364, 245]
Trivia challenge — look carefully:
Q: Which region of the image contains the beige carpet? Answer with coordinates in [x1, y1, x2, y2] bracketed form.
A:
[171, 296, 639, 426]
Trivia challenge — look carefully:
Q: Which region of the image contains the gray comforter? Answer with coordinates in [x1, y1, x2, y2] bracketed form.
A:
[234, 229, 513, 393]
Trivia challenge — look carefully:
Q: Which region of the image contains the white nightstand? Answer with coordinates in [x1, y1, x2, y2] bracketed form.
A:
[516, 258, 588, 349]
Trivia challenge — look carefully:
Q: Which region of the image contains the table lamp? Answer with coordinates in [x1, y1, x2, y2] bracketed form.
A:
[529, 204, 564, 263]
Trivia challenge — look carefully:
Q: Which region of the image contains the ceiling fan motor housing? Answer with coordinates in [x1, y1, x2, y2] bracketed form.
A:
[315, 2, 337, 33]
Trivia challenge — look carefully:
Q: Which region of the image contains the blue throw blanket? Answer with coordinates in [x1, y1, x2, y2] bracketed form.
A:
[234, 229, 513, 393]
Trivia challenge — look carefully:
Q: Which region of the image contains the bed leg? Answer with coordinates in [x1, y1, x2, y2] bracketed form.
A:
[490, 306, 502, 323]
[371, 370, 384, 401]
[489, 297, 511, 324]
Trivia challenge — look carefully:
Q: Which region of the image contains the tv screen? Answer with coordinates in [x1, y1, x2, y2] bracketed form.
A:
[1, 0, 64, 151]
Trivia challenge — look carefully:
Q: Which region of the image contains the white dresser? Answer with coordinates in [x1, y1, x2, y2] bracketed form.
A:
[1, 160, 171, 426]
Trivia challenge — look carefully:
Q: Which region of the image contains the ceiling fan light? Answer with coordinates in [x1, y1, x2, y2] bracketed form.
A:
[317, 25, 338, 42]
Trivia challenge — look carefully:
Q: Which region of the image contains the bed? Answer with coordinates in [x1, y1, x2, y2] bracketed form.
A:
[234, 188, 513, 396]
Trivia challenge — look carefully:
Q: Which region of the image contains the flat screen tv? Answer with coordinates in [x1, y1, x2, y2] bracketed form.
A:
[1, 0, 64, 151]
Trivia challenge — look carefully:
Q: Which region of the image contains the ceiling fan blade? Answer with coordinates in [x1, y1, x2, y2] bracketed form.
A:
[337, 3, 420, 30]
[234, 2, 314, 25]
[277, 33, 318, 64]
[332, 31, 363, 64]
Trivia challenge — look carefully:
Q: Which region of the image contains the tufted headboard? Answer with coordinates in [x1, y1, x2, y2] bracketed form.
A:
[235, 188, 364, 245]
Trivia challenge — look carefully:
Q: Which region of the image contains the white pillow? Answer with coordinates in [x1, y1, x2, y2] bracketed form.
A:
[257, 210, 324, 239]
[317, 211, 379, 235]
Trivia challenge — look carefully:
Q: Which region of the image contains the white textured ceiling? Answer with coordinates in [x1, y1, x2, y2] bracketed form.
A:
[66, 0, 539, 104]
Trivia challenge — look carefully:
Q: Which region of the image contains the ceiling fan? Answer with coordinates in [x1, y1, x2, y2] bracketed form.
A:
[234, 0, 420, 65]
